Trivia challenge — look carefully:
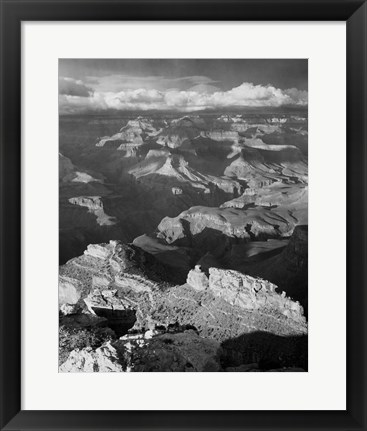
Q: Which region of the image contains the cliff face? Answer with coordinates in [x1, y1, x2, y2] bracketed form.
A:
[129, 152, 243, 196]
[156, 204, 301, 249]
[59, 153, 103, 184]
[68, 196, 117, 226]
[239, 225, 309, 314]
[59, 153, 75, 181]
[97, 117, 160, 150]
[282, 224, 308, 269]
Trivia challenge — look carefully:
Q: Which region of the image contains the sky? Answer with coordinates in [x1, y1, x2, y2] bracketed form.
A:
[59, 59, 308, 114]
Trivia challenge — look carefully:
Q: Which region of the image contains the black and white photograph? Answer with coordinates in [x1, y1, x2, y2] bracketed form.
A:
[58, 59, 308, 373]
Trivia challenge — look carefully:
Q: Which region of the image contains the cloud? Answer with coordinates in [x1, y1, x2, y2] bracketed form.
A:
[59, 81, 308, 114]
[188, 83, 220, 93]
[59, 93, 108, 114]
[59, 77, 94, 97]
[284, 88, 308, 105]
[85, 74, 219, 92]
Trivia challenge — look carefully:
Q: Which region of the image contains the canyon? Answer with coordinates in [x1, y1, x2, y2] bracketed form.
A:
[59, 110, 308, 372]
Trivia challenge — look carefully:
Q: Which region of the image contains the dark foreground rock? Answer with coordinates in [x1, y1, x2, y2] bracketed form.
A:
[59, 327, 307, 372]
[60, 329, 222, 372]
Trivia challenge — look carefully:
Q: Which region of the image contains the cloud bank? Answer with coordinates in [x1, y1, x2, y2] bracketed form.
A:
[59, 76, 308, 114]
[86, 74, 220, 93]
[59, 77, 94, 98]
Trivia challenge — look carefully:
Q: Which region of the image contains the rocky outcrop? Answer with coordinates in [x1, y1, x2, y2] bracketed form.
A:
[221, 183, 308, 221]
[208, 268, 304, 323]
[69, 196, 104, 211]
[156, 204, 301, 248]
[97, 117, 159, 151]
[156, 126, 199, 149]
[171, 115, 207, 129]
[201, 130, 240, 143]
[59, 240, 307, 341]
[59, 330, 222, 372]
[187, 265, 209, 291]
[60, 341, 125, 372]
[156, 116, 206, 149]
[59, 241, 174, 306]
[187, 266, 305, 324]
[171, 187, 183, 195]
[129, 153, 243, 196]
[59, 276, 82, 307]
[68, 196, 117, 226]
[224, 145, 307, 189]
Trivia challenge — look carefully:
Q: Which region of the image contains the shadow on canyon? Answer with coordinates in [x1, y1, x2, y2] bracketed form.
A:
[59, 177, 243, 265]
[220, 331, 308, 371]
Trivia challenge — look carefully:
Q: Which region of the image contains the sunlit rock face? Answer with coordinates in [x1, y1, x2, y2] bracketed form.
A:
[59, 341, 125, 373]
[129, 152, 243, 197]
[97, 117, 159, 148]
[202, 130, 240, 143]
[68, 196, 117, 226]
[208, 268, 305, 324]
[156, 202, 303, 249]
[187, 265, 209, 291]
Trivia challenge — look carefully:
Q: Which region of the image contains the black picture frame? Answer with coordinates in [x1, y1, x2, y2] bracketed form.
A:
[0, 1, 366, 430]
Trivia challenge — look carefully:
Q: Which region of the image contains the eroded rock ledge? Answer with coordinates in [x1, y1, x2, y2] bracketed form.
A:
[59, 240, 307, 372]
[187, 266, 305, 324]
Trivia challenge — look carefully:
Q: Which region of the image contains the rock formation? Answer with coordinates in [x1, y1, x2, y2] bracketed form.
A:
[156, 203, 303, 248]
[129, 152, 243, 196]
[187, 265, 209, 291]
[97, 117, 160, 151]
[59, 240, 307, 338]
[68, 196, 117, 226]
[59, 153, 103, 184]
[60, 341, 125, 372]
